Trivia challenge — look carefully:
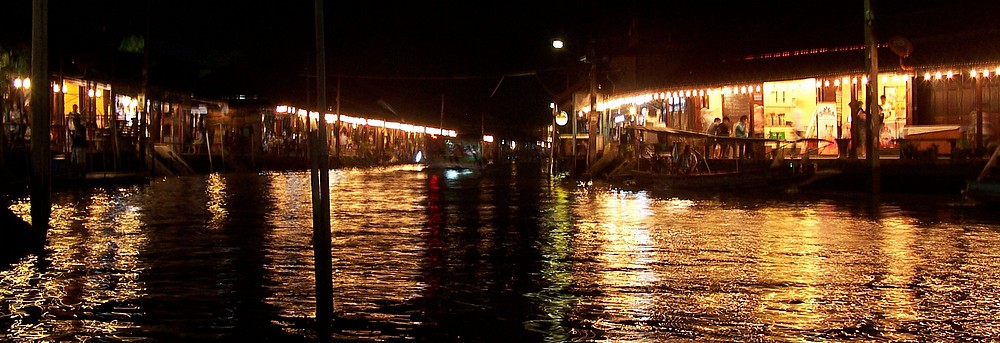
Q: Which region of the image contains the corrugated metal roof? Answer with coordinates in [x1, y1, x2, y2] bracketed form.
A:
[605, 27, 1000, 94]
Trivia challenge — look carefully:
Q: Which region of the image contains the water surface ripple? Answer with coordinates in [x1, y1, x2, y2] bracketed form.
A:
[3, 163, 999, 342]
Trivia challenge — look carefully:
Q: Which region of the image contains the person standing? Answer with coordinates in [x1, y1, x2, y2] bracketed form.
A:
[716, 117, 732, 158]
[706, 117, 721, 158]
[71, 116, 88, 177]
[848, 100, 866, 158]
[67, 104, 81, 126]
[67, 104, 82, 150]
[734, 115, 749, 158]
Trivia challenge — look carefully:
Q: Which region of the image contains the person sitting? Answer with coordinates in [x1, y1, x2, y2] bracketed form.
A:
[676, 144, 699, 175]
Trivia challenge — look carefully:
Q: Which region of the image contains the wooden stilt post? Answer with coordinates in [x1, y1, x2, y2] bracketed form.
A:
[864, 0, 881, 194]
[30, 0, 51, 243]
[312, 0, 334, 339]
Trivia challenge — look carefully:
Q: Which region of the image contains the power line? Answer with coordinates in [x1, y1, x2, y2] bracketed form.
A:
[329, 70, 538, 81]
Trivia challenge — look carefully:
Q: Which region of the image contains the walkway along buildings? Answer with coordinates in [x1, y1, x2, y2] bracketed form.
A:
[1, 72, 468, 177]
[552, 36, 1000, 176]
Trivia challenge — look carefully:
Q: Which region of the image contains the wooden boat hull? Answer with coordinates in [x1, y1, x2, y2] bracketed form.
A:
[421, 154, 483, 172]
[964, 181, 1000, 204]
[630, 166, 834, 192]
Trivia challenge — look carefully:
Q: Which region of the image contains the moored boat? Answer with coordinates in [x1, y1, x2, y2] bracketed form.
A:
[419, 136, 485, 172]
[620, 125, 840, 193]
[963, 145, 1000, 204]
[629, 163, 826, 192]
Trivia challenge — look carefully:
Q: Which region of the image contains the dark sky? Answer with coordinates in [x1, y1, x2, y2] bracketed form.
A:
[4, 1, 998, 138]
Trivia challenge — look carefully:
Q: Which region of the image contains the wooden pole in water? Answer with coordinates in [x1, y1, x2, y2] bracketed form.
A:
[586, 39, 597, 173]
[30, 0, 51, 242]
[976, 76, 984, 153]
[864, 0, 881, 194]
[313, 0, 334, 338]
[335, 76, 341, 159]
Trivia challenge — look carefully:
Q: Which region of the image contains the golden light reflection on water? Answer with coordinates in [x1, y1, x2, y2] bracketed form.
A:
[262, 171, 320, 321]
[4, 188, 147, 341]
[260, 167, 432, 335]
[555, 187, 1000, 342]
[206, 173, 228, 229]
[572, 189, 661, 340]
[5, 171, 1000, 342]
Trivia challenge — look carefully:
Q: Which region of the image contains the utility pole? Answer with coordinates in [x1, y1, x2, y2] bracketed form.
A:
[864, 0, 881, 194]
[312, 0, 333, 339]
[571, 98, 577, 174]
[976, 75, 983, 154]
[140, 0, 151, 171]
[586, 39, 598, 174]
[335, 76, 341, 159]
[550, 103, 556, 174]
[30, 0, 50, 242]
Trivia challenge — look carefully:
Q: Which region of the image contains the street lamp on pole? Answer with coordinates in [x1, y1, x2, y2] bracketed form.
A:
[552, 38, 580, 175]
[552, 39, 564, 50]
[551, 37, 601, 176]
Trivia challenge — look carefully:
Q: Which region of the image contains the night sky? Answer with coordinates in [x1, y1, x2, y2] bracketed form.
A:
[3, 1, 998, 139]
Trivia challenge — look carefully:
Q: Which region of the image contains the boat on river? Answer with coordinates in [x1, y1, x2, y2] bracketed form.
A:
[964, 145, 1000, 204]
[419, 136, 484, 172]
[627, 161, 839, 192]
[619, 126, 839, 192]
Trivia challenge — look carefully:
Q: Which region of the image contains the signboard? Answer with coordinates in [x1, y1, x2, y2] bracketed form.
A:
[723, 94, 751, 118]
[810, 102, 838, 139]
[555, 111, 568, 126]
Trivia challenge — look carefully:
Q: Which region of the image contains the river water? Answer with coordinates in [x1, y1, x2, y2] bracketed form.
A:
[2, 163, 999, 342]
